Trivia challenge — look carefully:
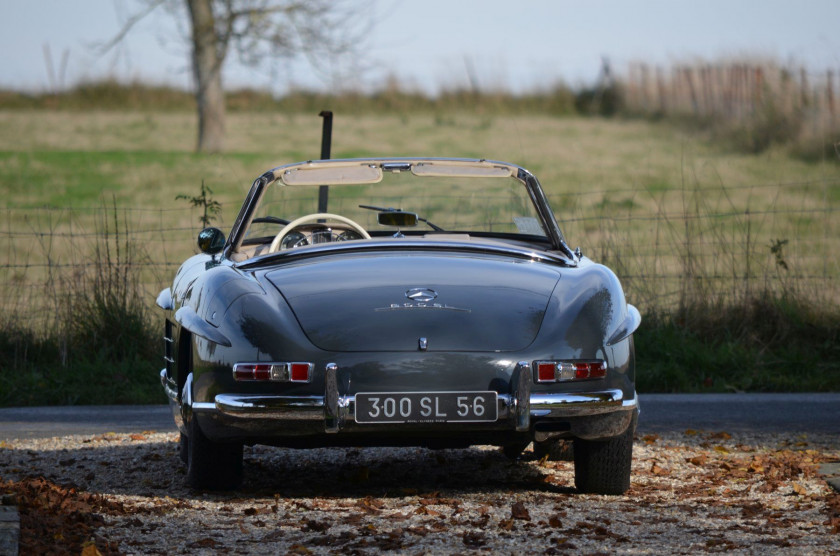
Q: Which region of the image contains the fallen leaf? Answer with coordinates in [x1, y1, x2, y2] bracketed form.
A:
[651, 463, 670, 476]
[462, 531, 486, 546]
[80, 542, 102, 556]
[688, 454, 708, 466]
[511, 501, 531, 521]
[187, 538, 220, 548]
[302, 518, 329, 532]
[356, 496, 384, 513]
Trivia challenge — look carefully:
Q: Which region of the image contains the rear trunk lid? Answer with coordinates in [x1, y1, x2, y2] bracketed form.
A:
[263, 253, 560, 352]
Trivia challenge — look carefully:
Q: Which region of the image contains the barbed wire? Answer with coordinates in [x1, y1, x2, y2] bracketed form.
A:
[1, 177, 837, 212]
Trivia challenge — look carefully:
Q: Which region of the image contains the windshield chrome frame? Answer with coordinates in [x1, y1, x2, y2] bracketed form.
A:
[226, 158, 574, 260]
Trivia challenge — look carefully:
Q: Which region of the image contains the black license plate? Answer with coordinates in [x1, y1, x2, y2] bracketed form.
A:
[355, 392, 498, 424]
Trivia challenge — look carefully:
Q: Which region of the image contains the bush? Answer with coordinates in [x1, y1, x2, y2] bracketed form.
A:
[0, 205, 162, 406]
[637, 293, 840, 392]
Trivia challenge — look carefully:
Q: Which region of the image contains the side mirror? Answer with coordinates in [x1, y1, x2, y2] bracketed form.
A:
[378, 211, 418, 227]
[197, 227, 225, 254]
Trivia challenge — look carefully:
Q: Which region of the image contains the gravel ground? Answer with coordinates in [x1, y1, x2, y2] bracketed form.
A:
[1, 430, 839, 554]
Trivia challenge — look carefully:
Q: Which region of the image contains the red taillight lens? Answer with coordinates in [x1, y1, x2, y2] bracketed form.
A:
[233, 363, 265, 381]
[589, 360, 607, 378]
[534, 360, 607, 382]
[289, 363, 311, 382]
[254, 364, 272, 381]
[537, 362, 557, 382]
[233, 362, 312, 382]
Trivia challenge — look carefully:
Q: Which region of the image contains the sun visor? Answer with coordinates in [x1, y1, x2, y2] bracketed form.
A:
[410, 163, 512, 178]
[280, 164, 382, 186]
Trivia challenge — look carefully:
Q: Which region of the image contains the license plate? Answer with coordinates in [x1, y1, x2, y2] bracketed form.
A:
[355, 392, 498, 424]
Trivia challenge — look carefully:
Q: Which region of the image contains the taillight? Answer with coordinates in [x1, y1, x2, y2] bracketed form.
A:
[533, 360, 607, 383]
[289, 363, 310, 382]
[233, 362, 312, 383]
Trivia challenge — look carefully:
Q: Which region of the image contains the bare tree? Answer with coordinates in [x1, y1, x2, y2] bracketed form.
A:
[103, 0, 362, 152]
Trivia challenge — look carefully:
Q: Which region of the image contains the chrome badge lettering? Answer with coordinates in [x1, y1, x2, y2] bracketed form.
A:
[405, 288, 438, 303]
[374, 288, 470, 312]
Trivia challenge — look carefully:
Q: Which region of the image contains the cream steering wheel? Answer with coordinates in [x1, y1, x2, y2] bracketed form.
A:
[267, 213, 371, 253]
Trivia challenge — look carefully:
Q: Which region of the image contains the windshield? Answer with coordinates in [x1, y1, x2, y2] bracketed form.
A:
[236, 160, 555, 258]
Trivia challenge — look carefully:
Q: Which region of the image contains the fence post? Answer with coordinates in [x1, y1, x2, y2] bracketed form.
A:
[800, 67, 809, 108]
[657, 66, 668, 115]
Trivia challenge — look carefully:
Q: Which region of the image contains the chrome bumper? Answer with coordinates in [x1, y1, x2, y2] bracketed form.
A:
[207, 389, 635, 420]
[163, 367, 638, 440]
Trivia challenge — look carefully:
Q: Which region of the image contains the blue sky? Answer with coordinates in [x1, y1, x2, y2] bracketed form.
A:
[2, 0, 838, 94]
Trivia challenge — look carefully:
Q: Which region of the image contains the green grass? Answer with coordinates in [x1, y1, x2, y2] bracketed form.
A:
[0, 150, 269, 208]
[636, 296, 840, 392]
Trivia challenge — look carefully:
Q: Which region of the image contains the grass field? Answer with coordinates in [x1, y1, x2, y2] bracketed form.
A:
[1, 109, 838, 400]
[2, 110, 838, 303]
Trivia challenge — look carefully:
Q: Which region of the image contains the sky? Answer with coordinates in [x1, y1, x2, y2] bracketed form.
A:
[1, 0, 839, 95]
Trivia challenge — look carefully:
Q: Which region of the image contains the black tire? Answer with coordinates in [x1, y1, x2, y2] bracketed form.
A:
[533, 438, 574, 461]
[178, 432, 188, 465]
[186, 416, 243, 490]
[573, 413, 635, 495]
[501, 440, 531, 460]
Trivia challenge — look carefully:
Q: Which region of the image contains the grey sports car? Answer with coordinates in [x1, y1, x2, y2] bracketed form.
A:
[157, 157, 641, 494]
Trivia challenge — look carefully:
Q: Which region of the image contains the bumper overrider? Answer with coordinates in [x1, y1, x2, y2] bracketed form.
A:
[162, 361, 638, 443]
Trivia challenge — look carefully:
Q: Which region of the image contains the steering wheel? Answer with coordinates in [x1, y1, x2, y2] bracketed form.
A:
[267, 213, 371, 253]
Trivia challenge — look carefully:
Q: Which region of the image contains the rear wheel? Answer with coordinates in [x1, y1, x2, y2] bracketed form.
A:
[185, 416, 243, 490]
[573, 413, 635, 495]
[178, 433, 188, 464]
[501, 439, 531, 460]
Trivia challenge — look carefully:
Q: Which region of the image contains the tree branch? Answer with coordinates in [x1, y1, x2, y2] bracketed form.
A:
[97, 0, 169, 54]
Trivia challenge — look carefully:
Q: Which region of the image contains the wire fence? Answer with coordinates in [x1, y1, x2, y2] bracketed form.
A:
[2, 177, 838, 326]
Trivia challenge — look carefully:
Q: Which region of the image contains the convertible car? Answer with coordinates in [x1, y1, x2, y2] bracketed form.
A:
[157, 157, 640, 494]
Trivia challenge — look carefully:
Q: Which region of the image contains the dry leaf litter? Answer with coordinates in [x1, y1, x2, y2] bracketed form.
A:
[1, 429, 839, 554]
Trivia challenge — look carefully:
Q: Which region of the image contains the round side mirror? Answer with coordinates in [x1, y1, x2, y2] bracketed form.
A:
[197, 227, 225, 254]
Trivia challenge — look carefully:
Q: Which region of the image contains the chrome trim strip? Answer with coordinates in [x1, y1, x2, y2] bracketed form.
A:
[237, 239, 572, 270]
[513, 361, 532, 432]
[324, 363, 340, 433]
[529, 389, 633, 417]
[182, 373, 193, 407]
[160, 369, 178, 403]
[520, 168, 569, 253]
[215, 394, 324, 418]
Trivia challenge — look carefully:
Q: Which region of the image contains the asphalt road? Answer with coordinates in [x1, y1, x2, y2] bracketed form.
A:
[1, 394, 838, 440]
